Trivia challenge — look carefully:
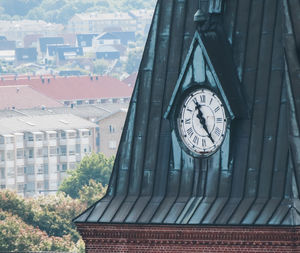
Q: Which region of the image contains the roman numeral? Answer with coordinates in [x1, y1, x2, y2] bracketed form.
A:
[216, 118, 223, 123]
[209, 98, 213, 105]
[215, 127, 221, 136]
[185, 118, 191, 124]
[187, 108, 193, 112]
[193, 98, 198, 104]
[186, 127, 193, 137]
[200, 95, 206, 103]
[214, 106, 220, 113]
[193, 136, 199, 145]
[202, 139, 206, 147]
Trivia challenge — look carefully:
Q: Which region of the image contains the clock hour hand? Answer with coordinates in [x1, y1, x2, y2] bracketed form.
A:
[193, 100, 215, 144]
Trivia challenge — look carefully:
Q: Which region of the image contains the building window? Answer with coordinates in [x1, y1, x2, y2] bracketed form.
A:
[49, 133, 57, 140]
[109, 140, 117, 149]
[44, 180, 49, 190]
[109, 125, 115, 133]
[0, 136, 4, 144]
[28, 149, 34, 159]
[37, 181, 43, 189]
[6, 151, 14, 161]
[61, 164, 67, 171]
[60, 131, 66, 139]
[44, 164, 49, 174]
[0, 185, 6, 189]
[5, 136, 14, 144]
[60, 146, 67, 156]
[36, 148, 43, 158]
[0, 168, 5, 179]
[76, 144, 81, 153]
[0, 151, 4, 161]
[35, 134, 43, 141]
[37, 165, 44, 174]
[26, 182, 35, 192]
[43, 147, 48, 157]
[50, 147, 57, 157]
[7, 167, 15, 178]
[17, 183, 24, 192]
[26, 166, 34, 175]
[16, 149, 24, 159]
[17, 167, 25, 176]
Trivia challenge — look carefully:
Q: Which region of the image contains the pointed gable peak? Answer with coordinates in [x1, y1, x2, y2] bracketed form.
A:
[165, 28, 247, 120]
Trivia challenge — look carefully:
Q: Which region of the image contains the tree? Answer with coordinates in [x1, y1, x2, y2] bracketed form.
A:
[93, 59, 110, 75]
[0, 0, 40, 16]
[0, 209, 75, 251]
[59, 152, 114, 199]
[0, 191, 85, 252]
[0, 190, 85, 243]
[79, 180, 108, 206]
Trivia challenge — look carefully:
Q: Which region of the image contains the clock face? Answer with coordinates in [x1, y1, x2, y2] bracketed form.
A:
[177, 88, 227, 157]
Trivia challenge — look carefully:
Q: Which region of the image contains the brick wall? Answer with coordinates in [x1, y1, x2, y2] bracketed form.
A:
[76, 224, 300, 252]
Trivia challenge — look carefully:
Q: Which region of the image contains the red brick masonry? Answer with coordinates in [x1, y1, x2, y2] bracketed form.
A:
[76, 224, 300, 252]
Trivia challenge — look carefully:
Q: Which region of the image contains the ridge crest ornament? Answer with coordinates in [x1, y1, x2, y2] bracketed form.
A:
[175, 85, 227, 157]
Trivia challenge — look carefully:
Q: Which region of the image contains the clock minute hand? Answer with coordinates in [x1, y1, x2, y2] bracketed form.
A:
[194, 101, 215, 144]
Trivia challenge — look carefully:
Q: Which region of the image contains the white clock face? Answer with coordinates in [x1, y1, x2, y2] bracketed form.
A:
[177, 88, 227, 157]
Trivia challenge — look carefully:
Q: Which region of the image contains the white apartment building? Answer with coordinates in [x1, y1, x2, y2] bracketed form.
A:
[0, 114, 97, 197]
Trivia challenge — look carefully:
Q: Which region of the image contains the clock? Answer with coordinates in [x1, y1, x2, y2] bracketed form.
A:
[175, 87, 227, 157]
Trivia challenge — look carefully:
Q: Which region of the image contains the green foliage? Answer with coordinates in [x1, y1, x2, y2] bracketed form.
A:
[79, 180, 107, 206]
[93, 59, 110, 75]
[0, 190, 86, 251]
[0, 190, 86, 243]
[0, 0, 156, 24]
[59, 152, 114, 199]
[0, 0, 40, 17]
[0, 209, 77, 251]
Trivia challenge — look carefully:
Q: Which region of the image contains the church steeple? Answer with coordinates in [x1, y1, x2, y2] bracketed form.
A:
[75, 0, 300, 251]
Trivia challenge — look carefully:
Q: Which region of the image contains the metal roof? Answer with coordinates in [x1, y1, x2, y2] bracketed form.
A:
[0, 114, 97, 135]
[75, 0, 300, 226]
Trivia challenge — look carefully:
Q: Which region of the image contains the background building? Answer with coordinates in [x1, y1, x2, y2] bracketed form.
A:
[0, 114, 97, 197]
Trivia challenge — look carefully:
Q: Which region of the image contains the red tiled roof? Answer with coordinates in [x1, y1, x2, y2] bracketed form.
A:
[0, 85, 62, 110]
[0, 75, 133, 101]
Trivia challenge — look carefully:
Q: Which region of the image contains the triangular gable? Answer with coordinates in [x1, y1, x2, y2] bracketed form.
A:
[164, 29, 247, 120]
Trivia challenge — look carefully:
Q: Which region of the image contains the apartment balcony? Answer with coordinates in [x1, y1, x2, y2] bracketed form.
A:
[76, 154, 81, 162]
[17, 176, 25, 183]
[26, 157, 35, 164]
[77, 137, 89, 145]
[25, 140, 34, 147]
[15, 142, 24, 149]
[36, 174, 44, 181]
[4, 144, 14, 150]
[68, 155, 76, 163]
[60, 155, 67, 163]
[48, 156, 58, 163]
[26, 175, 35, 181]
[45, 139, 57, 146]
[0, 160, 5, 167]
[5, 160, 14, 167]
[35, 157, 44, 164]
[59, 139, 67, 145]
[6, 178, 15, 185]
[16, 159, 24, 166]
[35, 141, 43, 148]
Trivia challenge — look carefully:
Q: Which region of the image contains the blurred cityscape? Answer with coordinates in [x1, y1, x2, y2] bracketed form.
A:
[0, 5, 154, 197]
